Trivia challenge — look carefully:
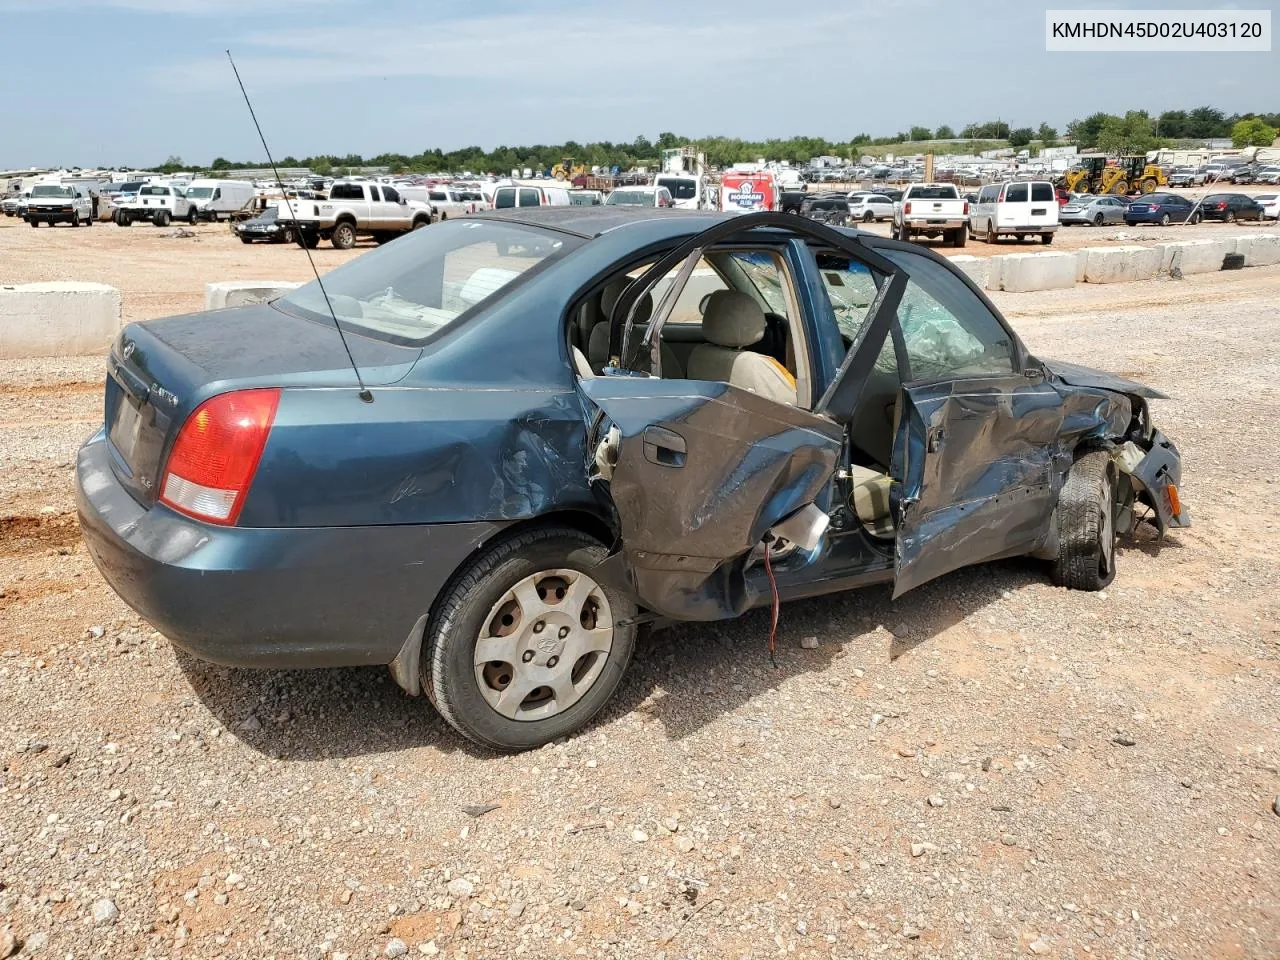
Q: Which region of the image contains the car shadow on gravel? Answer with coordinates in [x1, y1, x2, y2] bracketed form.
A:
[597, 559, 1046, 742]
[176, 556, 1078, 758]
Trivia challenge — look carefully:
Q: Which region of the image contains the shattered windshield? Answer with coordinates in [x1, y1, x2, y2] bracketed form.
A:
[279, 219, 579, 344]
[730, 251, 789, 315]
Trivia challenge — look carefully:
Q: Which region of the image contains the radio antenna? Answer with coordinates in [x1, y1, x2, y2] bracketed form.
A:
[226, 49, 372, 403]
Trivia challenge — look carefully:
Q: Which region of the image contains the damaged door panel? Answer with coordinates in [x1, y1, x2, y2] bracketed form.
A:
[891, 376, 1066, 597]
[580, 377, 844, 620]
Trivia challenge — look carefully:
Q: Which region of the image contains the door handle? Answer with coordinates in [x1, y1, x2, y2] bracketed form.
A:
[642, 425, 687, 467]
[927, 426, 946, 453]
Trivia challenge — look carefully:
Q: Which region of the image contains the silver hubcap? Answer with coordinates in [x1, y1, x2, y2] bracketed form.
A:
[474, 569, 614, 722]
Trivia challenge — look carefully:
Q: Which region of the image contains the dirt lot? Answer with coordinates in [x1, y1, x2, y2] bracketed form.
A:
[1, 225, 1279, 959]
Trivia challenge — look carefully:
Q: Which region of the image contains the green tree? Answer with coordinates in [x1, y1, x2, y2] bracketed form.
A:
[908, 125, 932, 141]
[1232, 117, 1277, 147]
[310, 156, 332, 175]
[1186, 105, 1227, 138]
[1008, 127, 1034, 148]
[1037, 122, 1057, 145]
[1156, 110, 1188, 138]
[1066, 112, 1114, 148]
[933, 124, 955, 139]
[1096, 111, 1156, 155]
[210, 157, 231, 170]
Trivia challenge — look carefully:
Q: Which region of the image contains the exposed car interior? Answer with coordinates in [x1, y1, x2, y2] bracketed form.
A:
[568, 237, 1019, 545]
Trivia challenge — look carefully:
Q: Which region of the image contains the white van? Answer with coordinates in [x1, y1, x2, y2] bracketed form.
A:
[653, 173, 706, 210]
[183, 179, 256, 222]
[492, 185, 571, 209]
[969, 180, 1059, 244]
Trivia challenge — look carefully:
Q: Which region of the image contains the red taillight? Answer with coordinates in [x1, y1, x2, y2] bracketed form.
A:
[903, 201, 912, 215]
[963, 200, 969, 215]
[159, 389, 281, 525]
[1148, 205, 1160, 211]
[1215, 202, 1226, 209]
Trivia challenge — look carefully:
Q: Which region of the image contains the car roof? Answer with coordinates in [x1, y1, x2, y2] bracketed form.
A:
[470, 206, 728, 238]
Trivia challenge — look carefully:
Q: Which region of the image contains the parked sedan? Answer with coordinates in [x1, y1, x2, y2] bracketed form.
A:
[233, 205, 299, 244]
[1060, 194, 1129, 227]
[1124, 193, 1200, 225]
[1198, 193, 1265, 222]
[76, 209, 1188, 751]
[1253, 193, 1280, 220]
[1255, 166, 1280, 185]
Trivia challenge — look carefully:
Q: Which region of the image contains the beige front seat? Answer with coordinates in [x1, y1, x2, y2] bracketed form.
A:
[849, 464, 894, 538]
[685, 290, 797, 405]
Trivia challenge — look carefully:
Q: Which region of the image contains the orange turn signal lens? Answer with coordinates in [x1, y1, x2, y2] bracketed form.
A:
[1166, 484, 1182, 517]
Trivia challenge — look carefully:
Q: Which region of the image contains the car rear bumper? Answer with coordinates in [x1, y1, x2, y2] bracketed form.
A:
[902, 219, 966, 230]
[75, 430, 508, 670]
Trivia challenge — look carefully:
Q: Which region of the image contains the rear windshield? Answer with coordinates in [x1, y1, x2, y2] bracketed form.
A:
[139, 186, 169, 196]
[656, 177, 697, 200]
[908, 186, 958, 199]
[279, 220, 579, 344]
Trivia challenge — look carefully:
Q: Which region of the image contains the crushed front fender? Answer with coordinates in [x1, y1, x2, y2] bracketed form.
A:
[1118, 429, 1189, 534]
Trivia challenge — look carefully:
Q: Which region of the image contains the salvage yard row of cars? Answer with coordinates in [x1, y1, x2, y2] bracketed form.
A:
[77, 207, 1189, 751]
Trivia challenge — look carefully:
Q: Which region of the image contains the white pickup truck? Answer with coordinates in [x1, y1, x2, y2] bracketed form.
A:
[892, 183, 969, 247]
[25, 183, 93, 227]
[115, 184, 197, 227]
[279, 181, 433, 249]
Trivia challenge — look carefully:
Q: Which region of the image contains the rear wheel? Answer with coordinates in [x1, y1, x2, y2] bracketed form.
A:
[1052, 451, 1116, 591]
[423, 527, 637, 751]
[188, 207, 198, 225]
[1189, 212, 1202, 225]
[28, 218, 38, 228]
[331, 221, 356, 249]
[1159, 213, 1170, 226]
[1225, 211, 1236, 223]
[1041, 232, 1053, 244]
[895, 221, 910, 242]
[155, 210, 171, 227]
[862, 210, 873, 222]
[952, 225, 967, 247]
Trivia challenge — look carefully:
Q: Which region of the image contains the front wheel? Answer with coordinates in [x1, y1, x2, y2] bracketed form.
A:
[1052, 451, 1116, 591]
[188, 207, 198, 225]
[862, 210, 873, 222]
[71, 212, 80, 227]
[423, 527, 637, 751]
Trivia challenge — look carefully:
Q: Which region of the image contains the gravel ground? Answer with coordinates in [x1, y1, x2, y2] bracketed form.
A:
[1, 263, 1278, 959]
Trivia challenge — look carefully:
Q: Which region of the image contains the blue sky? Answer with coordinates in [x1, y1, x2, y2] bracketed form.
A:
[1, 0, 1275, 169]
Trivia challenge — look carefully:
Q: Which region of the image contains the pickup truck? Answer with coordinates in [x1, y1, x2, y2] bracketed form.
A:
[115, 184, 196, 227]
[279, 181, 432, 249]
[25, 183, 93, 227]
[892, 183, 969, 246]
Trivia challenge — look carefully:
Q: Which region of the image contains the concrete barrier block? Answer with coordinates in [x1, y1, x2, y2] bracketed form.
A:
[990, 252, 1078, 292]
[1079, 245, 1161, 284]
[983, 256, 1004, 292]
[1155, 239, 1232, 275]
[948, 255, 987, 289]
[0, 282, 123, 359]
[1230, 234, 1280, 267]
[204, 280, 302, 311]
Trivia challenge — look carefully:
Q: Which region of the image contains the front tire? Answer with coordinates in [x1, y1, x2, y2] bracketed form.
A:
[423, 527, 637, 751]
[331, 221, 356, 249]
[71, 212, 80, 227]
[1052, 451, 1117, 591]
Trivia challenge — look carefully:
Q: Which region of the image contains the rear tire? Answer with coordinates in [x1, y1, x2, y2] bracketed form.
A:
[1225, 211, 1235, 223]
[423, 527, 637, 751]
[1052, 451, 1117, 591]
[331, 221, 356, 249]
[188, 208, 198, 225]
[1159, 213, 1170, 226]
[953, 225, 967, 247]
[1093, 213, 1104, 227]
[155, 210, 171, 227]
[28, 218, 38, 227]
[895, 222, 910, 242]
[862, 210, 873, 222]
[1041, 232, 1053, 244]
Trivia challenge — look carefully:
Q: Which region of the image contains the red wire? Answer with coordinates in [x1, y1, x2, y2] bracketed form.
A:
[764, 538, 779, 666]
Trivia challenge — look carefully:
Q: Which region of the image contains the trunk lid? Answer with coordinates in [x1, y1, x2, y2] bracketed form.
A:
[104, 302, 420, 506]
